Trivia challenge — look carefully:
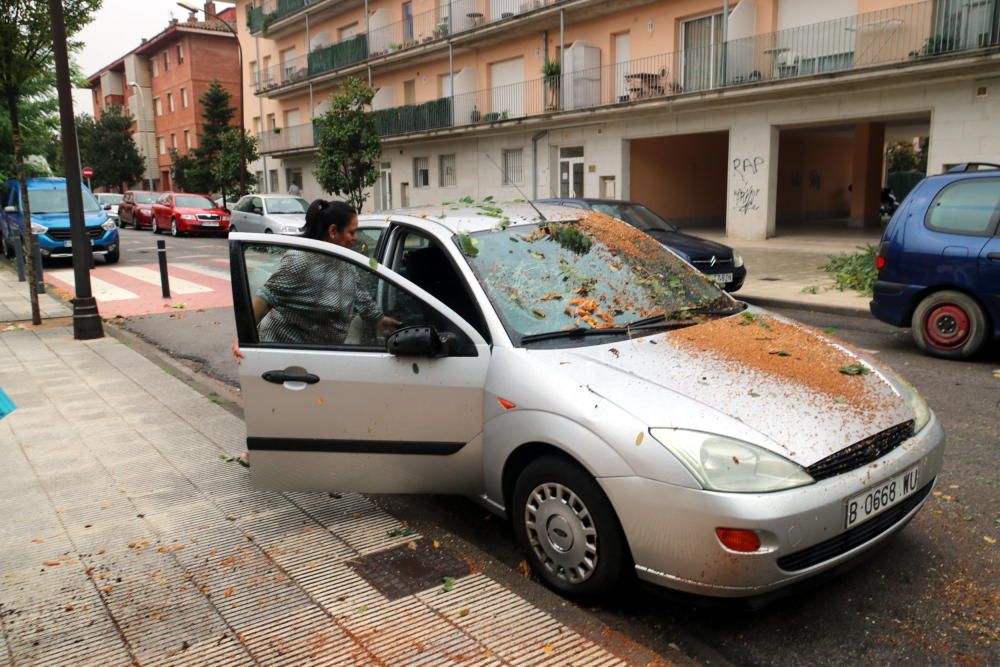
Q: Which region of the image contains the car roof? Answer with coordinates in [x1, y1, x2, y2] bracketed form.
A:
[359, 202, 582, 235]
[536, 197, 645, 207]
[919, 165, 1000, 187]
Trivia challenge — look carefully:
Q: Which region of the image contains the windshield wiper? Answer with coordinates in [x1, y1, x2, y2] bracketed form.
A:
[520, 327, 629, 344]
[623, 302, 747, 330]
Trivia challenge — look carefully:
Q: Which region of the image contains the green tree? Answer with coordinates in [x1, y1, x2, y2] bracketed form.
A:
[0, 0, 102, 325]
[212, 128, 258, 206]
[313, 77, 382, 213]
[76, 106, 144, 192]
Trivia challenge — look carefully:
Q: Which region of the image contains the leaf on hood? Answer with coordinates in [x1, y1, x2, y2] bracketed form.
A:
[839, 363, 870, 376]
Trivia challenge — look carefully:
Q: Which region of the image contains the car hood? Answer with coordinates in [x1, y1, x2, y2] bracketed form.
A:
[266, 213, 307, 227]
[32, 211, 109, 228]
[527, 311, 913, 467]
[175, 207, 229, 216]
[644, 229, 734, 261]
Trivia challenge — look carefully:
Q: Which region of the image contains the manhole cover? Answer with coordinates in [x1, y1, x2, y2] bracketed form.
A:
[348, 540, 470, 600]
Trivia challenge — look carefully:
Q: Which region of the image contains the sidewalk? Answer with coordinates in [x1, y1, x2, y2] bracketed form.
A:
[0, 264, 71, 323]
[699, 231, 877, 316]
[0, 269, 678, 665]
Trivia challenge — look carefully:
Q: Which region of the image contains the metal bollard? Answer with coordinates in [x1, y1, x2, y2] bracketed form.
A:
[156, 239, 170, 298]
[14, 232, 25, 281]
[32, 233, 45, 294]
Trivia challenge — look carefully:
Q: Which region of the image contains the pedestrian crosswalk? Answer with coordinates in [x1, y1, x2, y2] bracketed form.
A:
[44, 259, 234, 317]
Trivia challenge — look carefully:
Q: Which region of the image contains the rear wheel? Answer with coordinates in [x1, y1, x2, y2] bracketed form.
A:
[511, 456, 629, 599]
[911, 290, 988, 359]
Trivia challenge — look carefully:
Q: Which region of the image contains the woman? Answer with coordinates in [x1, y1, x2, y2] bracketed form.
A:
[233, 199, 399, 361]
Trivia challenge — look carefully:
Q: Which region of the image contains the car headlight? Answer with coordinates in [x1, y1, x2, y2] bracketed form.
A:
[650, 429, 814, 493]
[180, 214, 197, 221]
[101, 220, 116, 231]
[895, 377, 931, 433]
[30, 222, 48, 234]
[733, 253, 744, 268]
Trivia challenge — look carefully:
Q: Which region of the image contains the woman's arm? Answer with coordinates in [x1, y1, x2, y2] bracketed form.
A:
[252, 296, 271, 323]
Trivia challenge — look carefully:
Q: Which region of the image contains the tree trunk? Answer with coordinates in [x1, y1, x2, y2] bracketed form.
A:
[10, 97, 42, 326]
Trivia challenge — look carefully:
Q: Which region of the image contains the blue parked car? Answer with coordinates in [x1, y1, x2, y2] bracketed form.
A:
[871, 163, 1000, 359]
[1, 177, 121, 264]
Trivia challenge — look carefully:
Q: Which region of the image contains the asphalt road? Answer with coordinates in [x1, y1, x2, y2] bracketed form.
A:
[98, 234, 999, 666]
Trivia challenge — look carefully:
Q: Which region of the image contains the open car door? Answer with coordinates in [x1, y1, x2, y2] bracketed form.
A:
[229, 232, 489, 494]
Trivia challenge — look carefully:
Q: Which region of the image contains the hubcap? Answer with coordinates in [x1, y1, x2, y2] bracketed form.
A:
[171, 220, 177, 236]
[524, 482, 598, 584]
[924, 304, 970, 349]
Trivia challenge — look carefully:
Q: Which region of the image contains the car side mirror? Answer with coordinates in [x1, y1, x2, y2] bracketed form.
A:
[4, 205, 16, 214]
[387, 326, 455, 357]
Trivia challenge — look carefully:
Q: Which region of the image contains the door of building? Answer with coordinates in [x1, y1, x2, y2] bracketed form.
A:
[681, 12, 724, 91]
[558, 146, 584, 198]
[614, 32, 631, 102]
[377, 162, 393, 211]
[490, 57, 524, 118]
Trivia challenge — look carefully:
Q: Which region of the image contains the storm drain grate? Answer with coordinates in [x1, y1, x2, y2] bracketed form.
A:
[347, 540, 471, 601]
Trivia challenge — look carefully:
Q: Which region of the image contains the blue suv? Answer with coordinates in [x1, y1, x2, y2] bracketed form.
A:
[870, 164, 1000, 359]
[1, 178, 121, 264]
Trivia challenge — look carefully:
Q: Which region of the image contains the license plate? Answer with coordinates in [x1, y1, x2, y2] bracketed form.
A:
[201, 221, 219, 227]
[845, 466, 920, 529]
[711, 273, 733, 284]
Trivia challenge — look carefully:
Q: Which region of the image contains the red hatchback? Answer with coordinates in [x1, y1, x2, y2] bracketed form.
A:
[119, 191, 161, 229]
[151, 192, 231, 236]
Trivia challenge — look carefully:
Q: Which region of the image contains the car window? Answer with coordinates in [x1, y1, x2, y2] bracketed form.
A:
[29, 187, 100, 213]
[250, 197, 263, 211]
[926, 178, 1000, 236]
[242, 242, 471, 350]
[590, 203, 678, 232]
[266, 197, 308, 214]
[354, 227, 383, 257]
[137, 193, 159, 204]
[176, 195, 215, 208]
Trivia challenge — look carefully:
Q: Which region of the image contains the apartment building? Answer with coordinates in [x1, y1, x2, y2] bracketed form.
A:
[238, 0, 1000, 239]
[87, 3, 241, 192]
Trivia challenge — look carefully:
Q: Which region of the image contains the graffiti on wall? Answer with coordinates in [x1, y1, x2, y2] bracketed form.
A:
[732, 156, 764, 215]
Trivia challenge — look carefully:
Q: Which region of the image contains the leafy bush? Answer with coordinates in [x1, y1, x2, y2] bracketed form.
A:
[822, 245, 878, 296]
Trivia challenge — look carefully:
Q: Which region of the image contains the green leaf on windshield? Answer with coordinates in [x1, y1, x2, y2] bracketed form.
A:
[528, 249, 545, 260]
[369, 256, 378, 270]
[457, 233, 479, 257]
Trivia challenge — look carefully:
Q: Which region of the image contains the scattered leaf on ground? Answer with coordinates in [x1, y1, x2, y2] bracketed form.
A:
[440, 576, 456, 593]
[170, 302, 187, 309]
[518, 560, 531, 578]
[543, 645, 555, 654]
[457, 608, 469, 618]
[387, 526, 417, 538]
[985, 536, 997, 545]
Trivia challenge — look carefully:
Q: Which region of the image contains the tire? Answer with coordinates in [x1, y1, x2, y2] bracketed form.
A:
[911, 290, 989, 360]
[228, 225, 237, 234]
[511, 456, 629, 599]
[105, 246, 120, 264]
[2, 235, 13, 259]
[264, 229, 273, 234]
[151, 218, 159, 234]
[170, 219, 180, 237]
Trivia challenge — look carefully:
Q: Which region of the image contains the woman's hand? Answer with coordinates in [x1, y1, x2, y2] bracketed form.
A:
[377, 316, 401, 337]
[232, 336, 244, 365]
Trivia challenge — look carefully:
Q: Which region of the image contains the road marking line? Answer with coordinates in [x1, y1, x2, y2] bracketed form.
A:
[173, 262, 231, 282]
[111, 266, 212, 294]
[47, 270, 138, 302]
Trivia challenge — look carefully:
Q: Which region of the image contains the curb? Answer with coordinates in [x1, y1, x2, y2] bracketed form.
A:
[740, 295, 871, 319]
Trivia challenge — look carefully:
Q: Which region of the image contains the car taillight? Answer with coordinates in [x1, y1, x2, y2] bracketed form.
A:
[876, 241, 889, 271]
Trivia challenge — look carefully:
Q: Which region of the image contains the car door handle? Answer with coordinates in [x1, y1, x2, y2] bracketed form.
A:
[988, 252, 1000, 261]
[262, 370, 320, 385]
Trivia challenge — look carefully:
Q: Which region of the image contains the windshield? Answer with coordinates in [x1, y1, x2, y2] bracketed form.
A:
[175, 195, 215, 209]
[135, 193, 159, 204]
[590, 202, 677, 232]
[463, 213, 731, 343]
[29, 188, 100, 214]
[266, 197, 308, 214]
[98, 194, 123, 204]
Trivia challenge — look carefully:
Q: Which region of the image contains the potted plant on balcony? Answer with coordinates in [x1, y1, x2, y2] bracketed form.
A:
[542, 59, 561, 111]
[388, 42, 403, 52]
[909, 33, 958, 58]
[433, 22, 449, 39]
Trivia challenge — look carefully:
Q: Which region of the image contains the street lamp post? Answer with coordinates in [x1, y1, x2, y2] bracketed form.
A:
[178, 1, 246, 196]
[128, 81, 156, 190]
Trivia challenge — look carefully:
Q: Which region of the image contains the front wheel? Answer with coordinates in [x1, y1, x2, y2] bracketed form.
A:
[170, 219, 180, 237]
[104, 246, 120, 264]
[911, 290, 989, 359]
[511, 456, 629, 599]
[151, 218, 159, 234]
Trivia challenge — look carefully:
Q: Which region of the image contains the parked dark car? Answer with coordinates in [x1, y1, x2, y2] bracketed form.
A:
[871, 163, 1000, 359]
[118, 190, 161, 229]
[151, 192, 231, 236]
[535, 198, 746, 291]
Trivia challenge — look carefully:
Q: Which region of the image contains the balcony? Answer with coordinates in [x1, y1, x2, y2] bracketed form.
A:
[247, 0, 322, 35]
[257, 0, 1000, 150]
[258, 122, 315, 154]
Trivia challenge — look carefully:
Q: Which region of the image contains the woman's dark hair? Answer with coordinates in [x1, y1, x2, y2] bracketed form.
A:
[304, 199, 356, 240]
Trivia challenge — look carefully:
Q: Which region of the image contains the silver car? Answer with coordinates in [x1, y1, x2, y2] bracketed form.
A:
[95, 193, 122, 224]
[230, 194, 309, 235]
[229, 204, 944, 599]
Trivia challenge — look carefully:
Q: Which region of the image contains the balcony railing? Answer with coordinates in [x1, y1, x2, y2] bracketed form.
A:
[248, 0, 323, 34]
[256, 0, 999, 149]
[258, 122, 315, 153]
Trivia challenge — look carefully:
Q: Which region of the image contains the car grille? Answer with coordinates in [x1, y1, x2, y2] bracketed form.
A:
[197, 214, 221, 221]
[46, 227, 104, 241]
[776, 480, 933, 572]
[806, 421, 915, 482]
[690, 256, 733, 268]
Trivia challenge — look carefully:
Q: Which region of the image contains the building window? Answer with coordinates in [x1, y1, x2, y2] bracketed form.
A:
[286, 168, 303, 193]
[183, 130, 190, 150]
[253, 116, 262, 135]
[170, 133, 176, 149]
[177, 44, 184, 64]
[403, 79, 416, 106]
[157, 136, 166, 154]
[163, 50, 170, 71]
[413, 157, 429, 188]
[167, 92, 174, 112]
[152, 56, 159, 77]
[269, 170, 279, 193]
[339, 22, 359, 40]
[181, 87, 188, 108]
[502, 149, 523, 185]
[402, 2, 413, 42]
[439, 154, 456, 187]
[266, 113, 277, 131]
[255, 171, 265, 190]
[153, 97, 162, 116]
